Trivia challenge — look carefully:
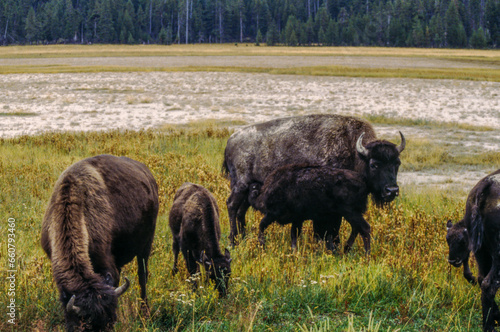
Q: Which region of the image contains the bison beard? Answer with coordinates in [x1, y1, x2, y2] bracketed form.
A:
[41, 155, 159, 332]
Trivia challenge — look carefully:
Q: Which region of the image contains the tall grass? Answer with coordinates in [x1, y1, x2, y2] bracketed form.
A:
[0, 127, 486, 331]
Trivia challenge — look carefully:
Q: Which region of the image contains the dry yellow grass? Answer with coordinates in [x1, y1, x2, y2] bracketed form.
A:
[1, 44, 499, 62]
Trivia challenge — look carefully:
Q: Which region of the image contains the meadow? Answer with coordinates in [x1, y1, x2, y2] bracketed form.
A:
[0, 45, 499, 331]
[1, 123, 498, 331]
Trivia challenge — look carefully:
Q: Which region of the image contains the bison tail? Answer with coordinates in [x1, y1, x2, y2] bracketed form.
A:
[469, 204, 483, 253]
[469, 180, 491, 253]
[221, 156, 229, 178]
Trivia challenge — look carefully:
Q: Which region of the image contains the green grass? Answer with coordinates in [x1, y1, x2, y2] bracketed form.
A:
[0, 126, 488, 331]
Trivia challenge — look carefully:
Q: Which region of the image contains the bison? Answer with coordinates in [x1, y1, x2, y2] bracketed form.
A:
[169, 182, 232, 296]
[223, 114, 405, 247]
[41, 155, 159, 332]
[446, 169, 500, 331]
[248, 164, 371, 254]
[446, 220, 476, 285]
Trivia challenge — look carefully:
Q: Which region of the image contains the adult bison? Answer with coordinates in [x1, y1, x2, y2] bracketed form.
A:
[446, 169, 500, 332]
[41, 155, 159, 332]
[222, 114, 405, 247]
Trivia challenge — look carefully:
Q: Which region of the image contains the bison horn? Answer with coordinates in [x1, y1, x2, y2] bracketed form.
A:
[356, 132, 369, 157]
[66, 295, 81, 315]
[396, 131, 406, 153]
[114, 277, 130, 297]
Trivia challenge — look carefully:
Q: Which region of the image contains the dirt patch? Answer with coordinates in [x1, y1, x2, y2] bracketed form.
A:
[1, 71, 498, 138]
[0, 66, 498, 190]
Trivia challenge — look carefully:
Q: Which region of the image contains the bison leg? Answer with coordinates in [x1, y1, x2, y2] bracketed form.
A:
[258, 214, 275, 247]
[344, 214, 371, 256]
[137, 256, 150, 310]
[236, 199, 250, 238]
[227, 186, 249, 245]
[290, 221, 303, 250]
[479, 249, 500, 332]
[172, 238, 180, 275]
[462, 257, 477, 285]
[481, 274, 500, 331]
[313, 215, 342, 252]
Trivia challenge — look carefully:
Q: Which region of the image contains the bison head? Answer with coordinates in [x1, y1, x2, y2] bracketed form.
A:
[247, 182, 263, 211]
[201, 249, 232, 297]
[356, 132, 405, 204]
[446, 220, 470, 268]
[63, 277, 130, 332]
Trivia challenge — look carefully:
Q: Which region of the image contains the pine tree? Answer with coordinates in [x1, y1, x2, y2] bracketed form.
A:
[255, 28, 262, 45]
[445, 0, 467, 47]
[470, 27, 487, 48]
[25, 7, 39, 43]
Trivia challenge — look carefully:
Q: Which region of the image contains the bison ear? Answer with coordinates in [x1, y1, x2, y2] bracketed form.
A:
[104, 272, 114, 286]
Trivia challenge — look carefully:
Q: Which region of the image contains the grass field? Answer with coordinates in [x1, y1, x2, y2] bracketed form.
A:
[0, 45, 498, 331]
[0, 124, 493, 332]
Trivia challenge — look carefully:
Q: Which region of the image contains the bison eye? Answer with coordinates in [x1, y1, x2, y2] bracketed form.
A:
[369, 161, 379, 170]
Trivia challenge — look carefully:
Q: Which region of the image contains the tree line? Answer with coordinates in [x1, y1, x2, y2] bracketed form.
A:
[1, 0, 499, 48]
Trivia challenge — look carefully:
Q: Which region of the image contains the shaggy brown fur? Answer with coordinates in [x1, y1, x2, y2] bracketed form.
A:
[248, 165, 371, 254]
[223, 114, 405, 247]
[41, 155, 159, 332]
[447, 169, 500, 331]
[169, 182, 231, 296]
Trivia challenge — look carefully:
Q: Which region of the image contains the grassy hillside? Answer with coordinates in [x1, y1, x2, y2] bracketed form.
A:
[0, 125, 489, 331]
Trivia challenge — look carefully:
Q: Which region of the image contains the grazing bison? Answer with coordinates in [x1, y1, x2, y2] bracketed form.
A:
[223, 114, 405, 247]
[248, 165, 371, 254]
[169, 182, 232, 296]
[446, 169, 500, 331]
[446, 220, 476, 285]
[41, 155, 159, 332]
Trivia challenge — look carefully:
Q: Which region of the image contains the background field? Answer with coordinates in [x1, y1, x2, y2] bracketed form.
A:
[1, 45, 499, 331]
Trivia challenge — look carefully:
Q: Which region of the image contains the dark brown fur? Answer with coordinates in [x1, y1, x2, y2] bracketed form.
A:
[223, 114, 405, 247]
[41, 155, 159, 331]
[446, 169, 500, 331]
[248, 165, 371, 254]
[169, 182, 231, 296]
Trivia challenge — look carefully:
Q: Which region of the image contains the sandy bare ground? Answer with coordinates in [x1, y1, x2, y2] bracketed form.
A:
[1, 71, 498, 137]
[0, 57, 499, 191]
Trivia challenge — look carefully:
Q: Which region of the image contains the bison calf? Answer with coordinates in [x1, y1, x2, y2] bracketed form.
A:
[41, 155, 159, 332]
[446, 220, 477, 285]
[169, 182, 231, 296]
[248, 164, 371, 254]
[446, 169, 500, 331]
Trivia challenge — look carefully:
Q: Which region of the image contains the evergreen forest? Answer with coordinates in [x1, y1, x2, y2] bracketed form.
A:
[1, 0, 499, 48]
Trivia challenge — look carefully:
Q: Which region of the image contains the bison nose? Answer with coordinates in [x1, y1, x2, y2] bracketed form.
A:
[385, 186, 399, 197]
